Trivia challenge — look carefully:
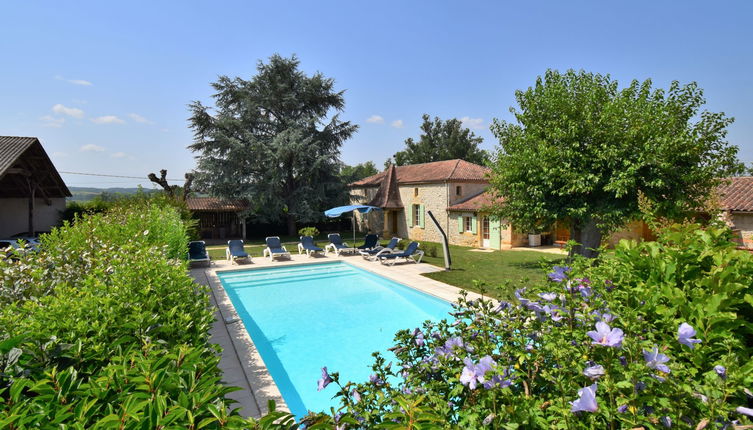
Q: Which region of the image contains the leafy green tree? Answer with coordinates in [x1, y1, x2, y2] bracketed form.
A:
[489, 69, 743, 257]
[188, 54, 357, 235]
[389, 114, 487, 166]
[340, 161, 378, 184]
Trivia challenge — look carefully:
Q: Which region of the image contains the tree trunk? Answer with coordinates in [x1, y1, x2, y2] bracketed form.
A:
[286, 213, 297, 237]
[569, 218, 603, 258]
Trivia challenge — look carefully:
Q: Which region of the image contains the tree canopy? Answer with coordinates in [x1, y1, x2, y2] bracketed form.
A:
[339, 161, 378, 184]
[389, 114, 487, 166]
[187, 54, 357, 235]
[488, 69, 743, 257]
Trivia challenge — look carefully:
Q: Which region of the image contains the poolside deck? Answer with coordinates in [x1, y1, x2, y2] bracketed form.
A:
[189, 251, 484, 418]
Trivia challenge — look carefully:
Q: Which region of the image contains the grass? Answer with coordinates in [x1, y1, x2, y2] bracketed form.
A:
[418, 242, 565, 299]
[205, 234, 565, 300]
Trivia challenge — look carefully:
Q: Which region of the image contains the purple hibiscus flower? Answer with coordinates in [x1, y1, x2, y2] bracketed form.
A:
[587, 321, 624, 348]
[351, 389, 361, 403]
[583, 364, 605, 380]
[714, 365, 727, 379]
[661, 416, 672, 428]
[539, 292, 557, 302]
[317, 367, 332, 391]
[459, 355, 496, 390]
[617, 405, 628, 413]
[677, 323, 701, 349]
[570, 383, 598, 413]
[643, 347, 671, 374]
[413, 328, 425, 346]
[369, 374, 384, 385]
[548, 265, 571, 283]
[494, 301, 512, 312]
[737, 407, 753, 417]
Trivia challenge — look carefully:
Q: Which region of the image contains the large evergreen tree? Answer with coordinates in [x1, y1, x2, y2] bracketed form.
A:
[489, 69, 743, 257]
[390, 114, 487, 166]
[339, 161, 378, 184]
[188, 54, 357, 235]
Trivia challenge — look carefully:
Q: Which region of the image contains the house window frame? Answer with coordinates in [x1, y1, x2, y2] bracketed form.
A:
[413, 204, 421, 227]
[483, 216, 491, 239]
[464, 216, 472, 232]
[414, 187, 419, 197]
[456, 185, 462, 196]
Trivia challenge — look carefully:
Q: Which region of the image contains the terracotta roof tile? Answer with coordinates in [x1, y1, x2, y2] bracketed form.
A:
[350, 159, 489, 187]
[447, 190, 501, 211]
[367, 164, 403, 208]
[718, 177, 753, 212]
[186, 197, 248, 212]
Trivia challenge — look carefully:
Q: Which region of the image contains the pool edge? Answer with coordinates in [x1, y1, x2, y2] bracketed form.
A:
[201, 256, 485, 418]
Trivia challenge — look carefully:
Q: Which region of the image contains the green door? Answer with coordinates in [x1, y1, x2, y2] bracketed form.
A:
[489, 217, 501, 250]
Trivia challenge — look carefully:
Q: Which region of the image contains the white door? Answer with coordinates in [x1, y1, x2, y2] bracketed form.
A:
[482, 216, 490, 248]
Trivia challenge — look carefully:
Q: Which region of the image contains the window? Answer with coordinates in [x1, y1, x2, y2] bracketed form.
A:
[413, 204, 421, 226]
[456, 186, 462, 196]
[483, 217, 490, 239]
[414, 187, 419, 197]
[464, 216, 472, 232]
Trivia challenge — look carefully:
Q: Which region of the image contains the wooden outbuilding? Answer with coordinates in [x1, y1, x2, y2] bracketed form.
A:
[0, 136, 70, 237]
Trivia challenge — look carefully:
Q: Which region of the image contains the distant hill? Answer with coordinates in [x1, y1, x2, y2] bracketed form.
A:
[68, 187, 158, 202]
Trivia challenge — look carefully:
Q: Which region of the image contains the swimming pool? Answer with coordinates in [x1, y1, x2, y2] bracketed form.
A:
[217, 261, 452, 418]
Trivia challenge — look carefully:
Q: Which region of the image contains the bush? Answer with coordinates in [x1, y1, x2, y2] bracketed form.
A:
[298, 226, 320, 238]
[421, 242, 439, 258]
[310, 224, 753, 428]
[0, 203, 252, 428]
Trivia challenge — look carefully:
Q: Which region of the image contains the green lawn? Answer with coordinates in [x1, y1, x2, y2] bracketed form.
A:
[419, 243, 565, 299]
[206, 235, 564, 300]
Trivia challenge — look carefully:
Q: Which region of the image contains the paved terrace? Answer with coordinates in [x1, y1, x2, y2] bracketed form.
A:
[189, 251, 486, 418]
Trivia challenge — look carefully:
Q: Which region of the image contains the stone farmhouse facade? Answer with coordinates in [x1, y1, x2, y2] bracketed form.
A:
[350, 159, 753, 250]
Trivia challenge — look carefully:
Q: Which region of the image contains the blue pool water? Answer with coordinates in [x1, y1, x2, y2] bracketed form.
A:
[217, 261, 452, 417]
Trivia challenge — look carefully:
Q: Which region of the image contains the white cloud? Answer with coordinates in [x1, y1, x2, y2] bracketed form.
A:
[111, 152, 127, 158]
[127, 113, 152, 124]
[52, 104, 85, 118]
[91, 115, 125, 124]
[460, 116, 484, 130]
[366, 115, 384, 124]
[40, 115, 65, 128]
[391, 119, 404, 128]
[55, 75, 93, 86]
[80, 144, 105, 152]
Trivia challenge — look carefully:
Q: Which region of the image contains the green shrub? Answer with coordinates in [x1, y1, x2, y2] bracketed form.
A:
[397, 239, 410, 250]
[0, 203, 252, 428]
[421, 242, 439, 258]
[306, 224, 753, 428]
[298, 226, 320, 238]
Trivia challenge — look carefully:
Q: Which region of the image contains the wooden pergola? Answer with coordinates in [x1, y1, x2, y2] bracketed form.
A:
[0, 137, 71, 235]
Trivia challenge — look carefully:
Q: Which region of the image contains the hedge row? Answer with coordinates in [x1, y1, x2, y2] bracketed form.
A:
[0, 204, 254, 429]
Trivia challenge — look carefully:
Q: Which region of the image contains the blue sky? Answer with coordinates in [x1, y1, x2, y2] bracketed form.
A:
[1, 1, 751, 188]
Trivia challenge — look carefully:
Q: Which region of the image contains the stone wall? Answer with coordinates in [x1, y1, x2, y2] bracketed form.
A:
[0, 197, 66, 237]
[448, 182, 488, 206]
[604, 220, 650, 247]
[448, 211, 480, 247]
[729, 212, 753, 248]
[400, 183, 448, 243]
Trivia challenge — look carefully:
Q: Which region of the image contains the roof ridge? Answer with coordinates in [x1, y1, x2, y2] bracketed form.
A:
[454, 189, 487, 205]
[446, 159, 461, 181]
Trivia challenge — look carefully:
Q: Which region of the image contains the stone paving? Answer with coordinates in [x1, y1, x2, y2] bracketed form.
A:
[189, 249, 484, 418]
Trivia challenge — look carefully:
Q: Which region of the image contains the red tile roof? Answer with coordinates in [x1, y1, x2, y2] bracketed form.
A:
[186, 197, 248, 212]
[447, 190, 501, 211]
[718, 177, 753, 212]
[367, 164, 403, 208]
[350, 159, 489, 187]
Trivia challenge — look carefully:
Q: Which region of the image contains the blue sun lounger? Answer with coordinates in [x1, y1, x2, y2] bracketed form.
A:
[226, 239, 251, 264]
[188, 240, 210, 266]
[263, 236, 291, 260]
[356, 234, 379, 251]
[377, 241, 424, 266]
[325, 233, 353, 256]
[360, 237, 400, 260]
[297, 235, 324, 257]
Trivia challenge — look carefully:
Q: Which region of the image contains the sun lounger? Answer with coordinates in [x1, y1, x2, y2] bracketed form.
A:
[325, 233, 353, 256]
[377, 241, 424, 265]
[297, 235, 324, 257]
[360, 237, 400, 260]
[226, 239, 251, 264]
[188, 240, 210, 266]
[356, 234, 379, 251]
[263, 236, 291, 260]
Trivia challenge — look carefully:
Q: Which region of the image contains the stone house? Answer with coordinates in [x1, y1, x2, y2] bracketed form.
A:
[0, 136, 70, 237]
[717, 176, 753, 249]
[350, 160, 489, 245]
